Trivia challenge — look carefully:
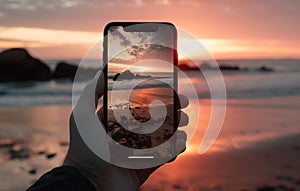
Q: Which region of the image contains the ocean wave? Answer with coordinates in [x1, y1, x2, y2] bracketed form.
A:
[1, 65, 300, 107]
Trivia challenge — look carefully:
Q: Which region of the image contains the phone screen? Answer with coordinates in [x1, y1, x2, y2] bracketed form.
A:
[104, 23, 177, 152]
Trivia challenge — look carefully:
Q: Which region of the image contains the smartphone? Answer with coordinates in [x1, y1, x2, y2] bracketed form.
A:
[103, 22, 178, 159]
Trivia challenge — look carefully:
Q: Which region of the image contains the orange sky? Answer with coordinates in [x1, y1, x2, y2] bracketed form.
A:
[0, 0, 299, 60]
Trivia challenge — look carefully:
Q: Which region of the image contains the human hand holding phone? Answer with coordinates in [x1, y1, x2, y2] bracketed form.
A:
[63, 70, 189, 191]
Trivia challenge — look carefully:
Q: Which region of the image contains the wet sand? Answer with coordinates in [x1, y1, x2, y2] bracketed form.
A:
[142, 134, 300, 191]
[108, 87, 175, 149]
[0, 106, 71, 191]
[0, 95, 300, 190]
[142, 95, 300, 190]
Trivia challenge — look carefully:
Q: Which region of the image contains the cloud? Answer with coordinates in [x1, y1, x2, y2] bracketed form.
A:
[0, 0, 299, 59]
[110, 29, 131, 47]
[0, 0, 82, 11]
[110, 44, 173, 64]
[0, 26, 101, 46]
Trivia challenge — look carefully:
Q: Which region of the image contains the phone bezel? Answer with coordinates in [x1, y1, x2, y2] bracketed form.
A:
[103, 22, 178, 136]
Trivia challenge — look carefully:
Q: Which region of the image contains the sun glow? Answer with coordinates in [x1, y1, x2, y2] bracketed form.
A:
[1, 26, 299, 59]
[109, 62, 152, 73]
[0, 26, 101, 47]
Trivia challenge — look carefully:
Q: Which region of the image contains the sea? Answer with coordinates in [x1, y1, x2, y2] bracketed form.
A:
[0, 59, 300, 107]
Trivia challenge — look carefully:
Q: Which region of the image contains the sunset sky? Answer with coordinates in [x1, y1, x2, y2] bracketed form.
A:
[0, 0, 299, 59]
[107, 24, 175, 73]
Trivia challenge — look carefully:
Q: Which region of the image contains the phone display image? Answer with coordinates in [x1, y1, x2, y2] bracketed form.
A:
[104, 23, 177, 154]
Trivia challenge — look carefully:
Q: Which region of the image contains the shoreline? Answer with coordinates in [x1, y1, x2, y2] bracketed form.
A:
[0, 95, 300, 190]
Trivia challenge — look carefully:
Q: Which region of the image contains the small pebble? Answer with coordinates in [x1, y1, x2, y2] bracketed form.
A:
[28, 169, 37, 175]
[59, 142, 69, 147]
[172, 184, 184, 189]
[9, 148, 31, 159]
[46, 153, 56, 159]
[0, 139, 15, 148]
[37, 151, 46, 155]
[257, 184, 295, 191]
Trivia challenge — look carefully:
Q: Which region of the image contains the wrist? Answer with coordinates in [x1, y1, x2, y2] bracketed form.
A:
[63, 153, 141, 191]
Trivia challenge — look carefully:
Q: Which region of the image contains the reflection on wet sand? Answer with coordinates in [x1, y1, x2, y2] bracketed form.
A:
[108, 87, 174, 150]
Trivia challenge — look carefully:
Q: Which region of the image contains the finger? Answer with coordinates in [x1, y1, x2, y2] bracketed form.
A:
[75, 71, 102, 113]
[95, 68, 105, 107]
[177, 94, 189, 110]
[95, 68, 105, 101]
[96, 106, 104, 124]
[175, 131, 187, 154]
[176, 130, 187, 140]
[178, 111, 189, 127]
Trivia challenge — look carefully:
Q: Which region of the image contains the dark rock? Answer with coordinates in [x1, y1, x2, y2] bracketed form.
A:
[257, 185, 295, 191]
[111, 128, 125, 141]
[178, 63, 200, 71]
[121, 70, 135, 79]
[59, 141, 69, 147]
[28, 169, 37, 175]
[52, 62, 98, 80]
[219, 65, 240, 71]
[257, 185, 276, 191]
[37, 151, 46, 155]
[114, 70, 135, 80]
[199, 62, 214, 70]
[46, 153, 56, 159]
[0, 48, 51, 82]
[258, 66, 273, 72]
[172, 184, 184, 189]
[0, 138, 15, 148]
[179, 62, 246, 72]
[140, 135, 151, 148]
[180, 61, 242, 71]
[52, 62, 78, 80]
[9, 147, 31, 159]
[135, 73, 152, 78]
[112, 73, 120, 81]
[112, 70, 152, 81]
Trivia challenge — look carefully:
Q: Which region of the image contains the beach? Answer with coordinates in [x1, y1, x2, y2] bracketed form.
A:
[142, 134, 300, 191]
[0, 106, 71, 191]
[143, 95, 300, 190]
[1, 0, 299, 190]
[108, 87, 175, 149]
[0, 95, 299, 191]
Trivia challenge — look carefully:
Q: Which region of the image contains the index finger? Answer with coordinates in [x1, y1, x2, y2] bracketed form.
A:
[176, 93, 189, 110]
[95, 67, 105, 106]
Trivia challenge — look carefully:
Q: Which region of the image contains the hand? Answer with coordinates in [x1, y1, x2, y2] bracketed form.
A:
[63, 70, 189, 191]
